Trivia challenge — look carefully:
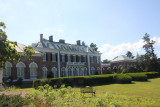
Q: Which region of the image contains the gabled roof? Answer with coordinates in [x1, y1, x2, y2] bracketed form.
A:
[111, 55, 136, 63]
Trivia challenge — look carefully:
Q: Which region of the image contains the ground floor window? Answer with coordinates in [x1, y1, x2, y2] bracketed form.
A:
[52, 67, 57, 78]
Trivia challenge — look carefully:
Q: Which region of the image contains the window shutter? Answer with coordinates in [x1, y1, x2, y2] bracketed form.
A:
[65, 55, 68, 62]
[46, 53, 48, 61]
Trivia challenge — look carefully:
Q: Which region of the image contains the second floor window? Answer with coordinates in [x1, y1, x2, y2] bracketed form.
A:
[42, 53, 46, 61]
[52, 53, 56, 62]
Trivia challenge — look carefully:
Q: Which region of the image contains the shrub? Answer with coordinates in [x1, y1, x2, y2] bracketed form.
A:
[122, 67, 138, 73]
[126, 73, 148, 81]
[33, 75, 114, 89]
[143, 72, 159, 79]
[33, 79, 42, 89]
[0, 94, 28, 107]
[14, 78, 23, 87]
[113, 74, 132, 84]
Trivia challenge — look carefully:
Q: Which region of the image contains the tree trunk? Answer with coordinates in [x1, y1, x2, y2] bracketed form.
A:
[0, 68, 3, 91]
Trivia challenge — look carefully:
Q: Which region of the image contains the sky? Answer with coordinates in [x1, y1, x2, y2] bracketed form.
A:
[0, 0, 160, 60]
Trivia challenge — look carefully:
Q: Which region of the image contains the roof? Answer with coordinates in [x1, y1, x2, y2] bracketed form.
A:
[32, 39, 99, 54]
[15, 43, 40, 54]
[111, 55, 136, 63]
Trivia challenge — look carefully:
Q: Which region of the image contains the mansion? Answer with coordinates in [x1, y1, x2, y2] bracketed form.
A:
[3, 34, 102, 81]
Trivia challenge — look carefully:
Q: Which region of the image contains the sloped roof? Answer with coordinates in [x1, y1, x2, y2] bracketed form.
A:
[15, 43, 40, 54]
[32, 39, 98, 53]
[111, 55, 136, 63]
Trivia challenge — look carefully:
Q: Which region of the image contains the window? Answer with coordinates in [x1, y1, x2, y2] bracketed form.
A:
[42, 67, 48, 79]
[16, 62, 26, 79]
[62, 54, 65, 62]
[91, 67, 95, 75]
[61, 67, 66, 77]
[97, 67, 101, 75]
[52, 53, 56, 62]
[84, 67, 88, 76]
[79, 68, 84, 76]
[90, 56, 94, 63]
[29, 62, 38, 79]
[68, 68, 72, 76]
[42, 53, 46, 61]
[3, 62, 12, 77]
[51, 67, 57, 78]
[73, 67, 77, 76]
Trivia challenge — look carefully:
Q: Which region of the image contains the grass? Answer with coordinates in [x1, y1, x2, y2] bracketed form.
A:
[2, 78, 160, 106]
[93, 78, 160, 105]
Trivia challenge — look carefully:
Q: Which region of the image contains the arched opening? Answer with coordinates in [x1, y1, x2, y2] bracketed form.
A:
[67, 67, 72, 77]
[42, 67, 48, 79]
[91, 67, 95, 75]
[61, 67, 66, 77]
[16, 62, 26, 79]
[29, 62, 38, 79]
[51, 67, 57, 78]
[84, 67, 88, 76]
[3, 61, 12, 77]
[96, 67, 100, 75]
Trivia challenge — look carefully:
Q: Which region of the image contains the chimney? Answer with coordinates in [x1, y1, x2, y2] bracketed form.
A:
[76, 40, 81, 45]
[49, 35, 53, 42]
[82, 41, 85, 46]
[59, 39, 65, 44]
[40, 34, 43, 42]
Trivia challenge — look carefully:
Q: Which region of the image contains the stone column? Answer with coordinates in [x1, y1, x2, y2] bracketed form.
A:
[0, 68, 3, 91]
[100, 56, 102, 75]
[87, 54, 91, 75]
[72, 67, 74, 76]
[58, 51, 61, 77]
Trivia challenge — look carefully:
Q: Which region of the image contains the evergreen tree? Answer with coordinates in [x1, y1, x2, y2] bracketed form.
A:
[126, 51, 134, 59]
[90, 43, 98, 51]
[142, 33, 159, 72]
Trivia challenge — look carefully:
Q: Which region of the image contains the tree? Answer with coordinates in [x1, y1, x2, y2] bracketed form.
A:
[142, 33, 159, 72]
[126, 51, 134, 59]
[0, 22, 35, 91]
[90, 43, 98, 51]
[102, 59, 110, 64]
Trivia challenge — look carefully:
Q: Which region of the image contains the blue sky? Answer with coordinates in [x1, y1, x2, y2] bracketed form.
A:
[1, 0, 160, 60]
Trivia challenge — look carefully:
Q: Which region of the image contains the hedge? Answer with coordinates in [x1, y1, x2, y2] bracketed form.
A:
[113, 74, 132, 84]
[33, 72, 159, 89]
[126, 73, 148, 81]
[33, 74, 129, 89]
[143, 72, 159, 79]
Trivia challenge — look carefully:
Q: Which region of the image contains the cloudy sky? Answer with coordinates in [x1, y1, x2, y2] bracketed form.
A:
[0, 0, 160, 60]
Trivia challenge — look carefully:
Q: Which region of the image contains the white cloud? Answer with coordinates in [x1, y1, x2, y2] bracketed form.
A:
[57, 29, 64, 32]
[99, 37, 160, 60]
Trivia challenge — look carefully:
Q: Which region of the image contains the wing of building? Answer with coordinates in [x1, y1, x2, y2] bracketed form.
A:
[102, 55, 136, 74]
[3, 34, 102, 81]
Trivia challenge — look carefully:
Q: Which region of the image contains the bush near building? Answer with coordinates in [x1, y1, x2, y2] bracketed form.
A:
[33, 72, 159, 89]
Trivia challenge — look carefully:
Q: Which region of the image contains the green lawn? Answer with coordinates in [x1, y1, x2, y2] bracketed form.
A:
[3, 78, 160, 106]
[93, 78, 160, 105]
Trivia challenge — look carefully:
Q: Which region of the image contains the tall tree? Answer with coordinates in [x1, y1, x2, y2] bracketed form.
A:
[126, 51, 134, 59]
[90, 43, 98, 51]
[0, 22, 35, 91]
[102, 59, 110, 64]
[142, 33, 159, 72]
